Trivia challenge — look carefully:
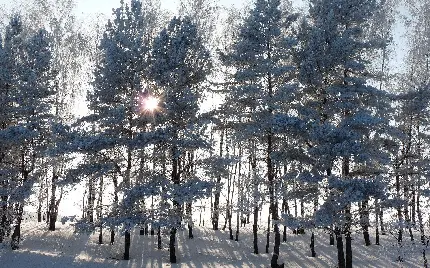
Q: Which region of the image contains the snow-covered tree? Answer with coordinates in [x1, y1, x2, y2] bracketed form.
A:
[72, 0, 164, 260]
[148, 15, 213, 263]
[292, 0, 392, 267]
[0, 14, 54, 249]
[219, 0, 298, 266]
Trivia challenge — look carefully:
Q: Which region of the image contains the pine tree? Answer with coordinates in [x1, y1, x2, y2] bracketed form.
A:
[220, 0, 297, 266]
[149, 16, 213, 263]
[0, 14, 54, 249]
[294, 0, 392, 267]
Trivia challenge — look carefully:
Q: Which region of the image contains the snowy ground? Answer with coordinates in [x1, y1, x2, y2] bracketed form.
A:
[0, 220, 427, 268]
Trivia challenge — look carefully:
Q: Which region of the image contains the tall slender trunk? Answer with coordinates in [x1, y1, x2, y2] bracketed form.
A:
[342, 156, 352, 268]
[187, 202, 193, 239]
[266, 213, 271, 253]
[124, 230, 130, 260]
[48, 173, 62, 232]
[111, 174, 119, 245]
[87, 176, 95, 223]
[228, 156, 236, 240]
[251, 153, 259, 254]
[224, 156, 232, 232]
[212, 129, 224, 230]
[375, 198, 380, 245]
[361, 199, 371, 246]
[282, 197, 288, 242]
[335, 227, 345, 268]
[98, 176, 103, 244]
[170, 141, 181, 263]
[157, 226, 162, 249]
[310, 232, 316, 257]
[236, 155, 242, 242]
[11, 204, 23, 250]
[404, 172, 414, 241]
[0, 187, 8, 243]
[169, 227, 177, 263]
[253, 205, 259, 254]
[396, 172, 403, 261]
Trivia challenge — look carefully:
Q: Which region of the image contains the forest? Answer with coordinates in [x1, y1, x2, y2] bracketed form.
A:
[0, 0, 430, 267]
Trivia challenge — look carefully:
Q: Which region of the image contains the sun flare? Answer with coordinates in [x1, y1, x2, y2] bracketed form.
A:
[141, 96, 159, 112]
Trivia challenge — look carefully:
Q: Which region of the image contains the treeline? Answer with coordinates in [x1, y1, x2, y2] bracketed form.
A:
[1, 0, 430, 268]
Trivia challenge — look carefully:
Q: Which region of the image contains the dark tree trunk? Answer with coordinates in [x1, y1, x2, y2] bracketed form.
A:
[253, 205, 259, 254]
[235, 208, 240, 241]
[37, 203, 42, 223]
[282, 198, 288, 242]
[396, 172, 403, 261]
[48, 174, 58, 231]
[271, 223, 282, 267]
[157, 227, 162, 249]
[212, 129, 224, 230]
[87, 177, 95, 223]
[345, 231, 352, 268]
[188, 223, 194, 239]
[335, 227, 345, 268]
[361, 199, 371, 246]
[404, 175, 414, 242]
[310, 231, 316, 257]
[10, 204, 23, 250]
[283, 226, 287, 243]
[375, 199, 380, 245]
[98, 226, 103, 245]
[123, 230, 130, 260]
[169, 227, 177, 263]
[110, 229, 115, 245]
[111, 174, 119, 245]
[330, 227, 335, 245]
[98, 176, 103, 244]
[0, 195, 8, 243]
[266, 214, 270, 253]
[343, 157, 352, 268]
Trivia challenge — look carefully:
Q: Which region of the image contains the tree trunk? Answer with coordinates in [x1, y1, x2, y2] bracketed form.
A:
[266, 213, 270, 253]
[343, 158, 352, 268]
[212, 129, 224, 230]
[329, 226, 335, 245]
[187, 202, 193, 239]
[345, 230, 352, 268]
[375, 199, 380, 245]
[404, 175, 414, 242]
[169, 227, 177, 263]
[253, 205, 259, 254]
[124, 230, 130, 260]
[396, 173, 403, 261]
[87, 177, 95, 223]
[271, 223, 282, 267]
[0, 193, 8, 243]
[48, 174, 58, 231]
[361, 199, 371, 246]
[310, 231, 316, 257]
[110, 229, 115, 245]
[380, 207, 386, 235]
[10, 204, 23, 250]
[282, 198, 288, 242]
[335, 227, 345, 268]
[111, 174, 119, 245]
[157, 226, 162, 249]
[98, 176, 103, 244]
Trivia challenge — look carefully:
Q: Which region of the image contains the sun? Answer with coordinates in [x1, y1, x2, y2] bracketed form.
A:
[140, 95, 159, 113]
